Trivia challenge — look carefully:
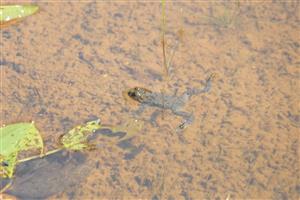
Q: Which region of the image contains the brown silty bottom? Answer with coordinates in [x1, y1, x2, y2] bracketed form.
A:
[1, 1, 299, 199]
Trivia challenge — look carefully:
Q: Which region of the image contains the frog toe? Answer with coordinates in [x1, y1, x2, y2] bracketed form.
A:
[150, 119, 159, 127]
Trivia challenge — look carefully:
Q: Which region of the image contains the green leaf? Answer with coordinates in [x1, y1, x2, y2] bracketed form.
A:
[0, 5, 39, 23]
[0, 122, 44, 156]
[60, 119, 102, 151]
[0, 152, 17, 178]
[0, 122, 44, 178]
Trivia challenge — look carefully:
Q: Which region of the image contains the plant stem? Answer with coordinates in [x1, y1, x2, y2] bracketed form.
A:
[161, 0, 168, 76]
[17, 148, 63, 163]
[0, 179, 12, 194]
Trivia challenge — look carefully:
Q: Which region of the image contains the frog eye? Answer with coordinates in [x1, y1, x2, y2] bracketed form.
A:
[91, 119, 101, 125]
[127, 90, 137, 98]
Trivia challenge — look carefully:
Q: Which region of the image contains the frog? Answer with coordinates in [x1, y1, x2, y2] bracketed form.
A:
[60, 119, 102, 151]
[126, 74, 215, 130]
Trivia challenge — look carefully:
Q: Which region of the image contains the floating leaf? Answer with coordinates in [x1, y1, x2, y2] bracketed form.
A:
[0, 122, 44, 178]
[60, 119, 102, 151]
[0, 152, 17, 178]
[0, 5, 39, 27]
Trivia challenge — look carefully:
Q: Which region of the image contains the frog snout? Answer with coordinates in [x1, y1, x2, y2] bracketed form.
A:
[127, 90, 137, 98]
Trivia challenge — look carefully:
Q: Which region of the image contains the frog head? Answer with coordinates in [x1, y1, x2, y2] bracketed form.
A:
[127, 87, 152, 103]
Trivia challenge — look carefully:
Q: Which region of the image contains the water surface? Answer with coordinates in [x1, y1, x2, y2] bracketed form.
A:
[1, 1, 299, 199]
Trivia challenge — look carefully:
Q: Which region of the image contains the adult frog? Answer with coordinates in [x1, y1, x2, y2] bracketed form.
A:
[126, 74, 215, 129]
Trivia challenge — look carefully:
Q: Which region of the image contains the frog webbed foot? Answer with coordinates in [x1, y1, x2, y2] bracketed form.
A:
[173, 110, 194, 130]
[176, 118, 194, 131]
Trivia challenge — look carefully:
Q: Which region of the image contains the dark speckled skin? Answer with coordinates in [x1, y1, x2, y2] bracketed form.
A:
[128, 74, 215, 129]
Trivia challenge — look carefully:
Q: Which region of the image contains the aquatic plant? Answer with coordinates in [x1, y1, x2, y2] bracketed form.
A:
[0, 122, 44, 178]
[203, 4, 241, 30]
[0, 119, 102, 193]
[161, 0, 168, 76]
[0, 118, 142, 182]
[159, 0, 184, 121]
[207, 10, 237, 28]
[0, 119, 101, 180]
[18, 119, 104, 164]
[160, 0, 180, 78]
[0, 5, 39, 28]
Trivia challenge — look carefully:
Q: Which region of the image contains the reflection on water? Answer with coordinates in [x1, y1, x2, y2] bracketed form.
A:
[1, 1, 299, 199]
[4, 150, 89, 199]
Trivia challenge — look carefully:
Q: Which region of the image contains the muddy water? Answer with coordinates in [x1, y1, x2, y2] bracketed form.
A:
[1, 1, 299, 200]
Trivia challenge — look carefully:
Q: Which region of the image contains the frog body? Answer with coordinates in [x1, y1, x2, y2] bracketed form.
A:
[60, 119, 101, 150]
[127, 74, 215, 129]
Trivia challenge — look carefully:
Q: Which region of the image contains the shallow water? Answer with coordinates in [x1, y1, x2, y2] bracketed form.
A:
[5, 150, 89, 199]
[1, 1, 299, 199]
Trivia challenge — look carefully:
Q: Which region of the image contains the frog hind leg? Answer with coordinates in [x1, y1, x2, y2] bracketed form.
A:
[184, 73, 215, 97]
[172, 110, 194, 130]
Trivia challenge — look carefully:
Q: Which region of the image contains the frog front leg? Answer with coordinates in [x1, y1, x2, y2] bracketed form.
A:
[172, 110, 194, 130]
[132, 104, 148, 122]
[150, 110, 161, 127]
[134, 104, 160, 126]
[131, 105, 146, 124]
[134, 104, 147, 116]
